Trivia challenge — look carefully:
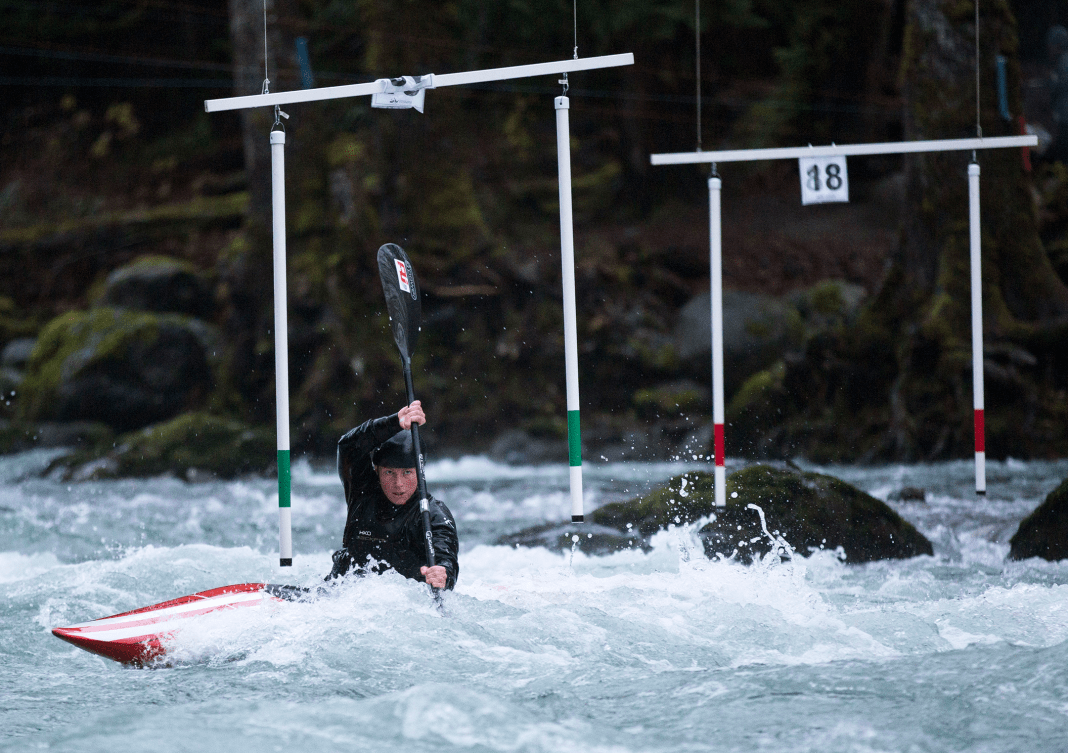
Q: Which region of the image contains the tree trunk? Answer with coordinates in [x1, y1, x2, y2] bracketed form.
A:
[728, 0, 1068, 462]
[222, 0, 302, 421]
[888, 0, 1068, 457]
[901, 0, 1068, 324]
[227, 0, 300, 223]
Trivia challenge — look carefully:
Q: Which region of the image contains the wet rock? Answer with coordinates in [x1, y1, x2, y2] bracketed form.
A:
[33, 421, 114, 449]
[48, 412, 274, 481]
[674, 289, 802, 395]
[497, 470, 719, 553]
[632, 379, 709, 419]
[100, 255, 212, 317]
[498, 464, 933, 563]
[488, 429, 567, 465]
[590, 471, 719, 537]
[1, 338, 36, 370]
[0, 420, 114, 454]
[18, 307, 218, 432]
[888, 487, 927, 502]
[787, 279, 867, 329]
[699, 465, 933, 564]
[1009, 478, 1068, 561]
[495, 521, 647, 555]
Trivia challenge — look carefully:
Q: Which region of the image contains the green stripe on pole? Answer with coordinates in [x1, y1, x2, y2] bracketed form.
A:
[277, 450, 291, 507]
[567, 410, 581, 467]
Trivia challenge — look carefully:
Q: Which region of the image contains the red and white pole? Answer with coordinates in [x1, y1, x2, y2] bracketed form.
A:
[709, 176, 726, 507]
[968, 162, 986, 495]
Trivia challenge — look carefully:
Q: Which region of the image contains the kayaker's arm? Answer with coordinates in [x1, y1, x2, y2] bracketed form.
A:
[336, 412, 402, 499]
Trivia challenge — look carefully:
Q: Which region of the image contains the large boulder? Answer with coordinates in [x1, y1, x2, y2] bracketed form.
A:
[99, 255, 212, 317]
[697, 464, 932, 563]
[1009, 478, 1068, 561]
[46, 412, 275, 481]
[673, 280, 866, 398]
[674, 289, 801, 395]
[496, 464, 933, 563]
[18, 307, 218, 432]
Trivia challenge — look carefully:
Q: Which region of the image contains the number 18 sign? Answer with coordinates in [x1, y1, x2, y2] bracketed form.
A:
[799, 155, 849, 205]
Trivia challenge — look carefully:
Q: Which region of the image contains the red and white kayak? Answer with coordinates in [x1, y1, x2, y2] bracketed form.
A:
[52, 583, 305, 665]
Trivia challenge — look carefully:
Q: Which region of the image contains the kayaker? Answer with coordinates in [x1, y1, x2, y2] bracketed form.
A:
[326, 400, 459, 590]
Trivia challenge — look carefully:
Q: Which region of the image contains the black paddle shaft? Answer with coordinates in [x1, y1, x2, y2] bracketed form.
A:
[377, 243, 437, 579]
[402, 359, 436, 570]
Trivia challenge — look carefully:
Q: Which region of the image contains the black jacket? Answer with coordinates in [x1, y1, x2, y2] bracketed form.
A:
[330, 414, 459, 589]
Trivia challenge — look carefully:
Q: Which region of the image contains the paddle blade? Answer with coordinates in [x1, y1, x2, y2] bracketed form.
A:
[377, 243, 422, 359]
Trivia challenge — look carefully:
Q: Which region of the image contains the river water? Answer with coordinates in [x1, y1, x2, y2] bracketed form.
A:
[2, 450, 1067, 752]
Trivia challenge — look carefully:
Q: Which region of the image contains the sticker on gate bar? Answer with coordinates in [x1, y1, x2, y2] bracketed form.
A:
[799, 155, 849, 205]
[395, 259, 410, 293]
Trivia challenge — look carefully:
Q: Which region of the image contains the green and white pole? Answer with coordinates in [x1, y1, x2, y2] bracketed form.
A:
[270, 128, 293, 566]
[555, 95, 584, 522]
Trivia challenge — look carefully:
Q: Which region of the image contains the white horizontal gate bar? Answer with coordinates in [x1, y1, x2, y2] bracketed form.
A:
[651, 135, 1037, 165]
[205, 53, 634, 113]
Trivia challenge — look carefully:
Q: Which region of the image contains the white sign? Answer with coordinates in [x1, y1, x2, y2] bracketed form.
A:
[799, 155, 849, 205]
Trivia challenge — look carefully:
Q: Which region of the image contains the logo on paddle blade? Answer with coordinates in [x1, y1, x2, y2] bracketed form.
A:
[395, 259, 410, 293]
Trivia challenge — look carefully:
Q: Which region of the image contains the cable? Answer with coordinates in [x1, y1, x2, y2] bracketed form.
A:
[976, 1, 982, 138]
[696, 0, 701, 152]
[261, 0, 271, 94]
[573, 0, 578, 59]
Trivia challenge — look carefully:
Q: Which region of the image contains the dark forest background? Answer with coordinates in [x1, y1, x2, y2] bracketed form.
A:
[2, 0, 1068, 469]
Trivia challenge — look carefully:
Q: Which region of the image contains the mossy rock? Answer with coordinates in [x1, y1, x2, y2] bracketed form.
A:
[497, 465, 933, 562]
[495, 521, 646, 555]
[98, 255, 212, 317]
[18, 307, 217, 431]
[0, 296, 38, 345]
[48, 412, 274, 481]
[0, 420, 114, 455]
[589, 471, 719, 537]
[1009, 478, 1068, 561]
[699, 465, 933, 564]
[632, 379, 709, 419]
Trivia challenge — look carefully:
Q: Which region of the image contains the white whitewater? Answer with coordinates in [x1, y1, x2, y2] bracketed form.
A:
[2, 450, 1067, 752]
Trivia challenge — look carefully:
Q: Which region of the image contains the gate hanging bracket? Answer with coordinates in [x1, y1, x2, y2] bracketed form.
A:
[371, 74, 436, 113]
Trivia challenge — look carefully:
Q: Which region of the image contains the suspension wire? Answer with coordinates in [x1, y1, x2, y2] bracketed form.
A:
[261, 0, 271, 94]
[696, 0, 701, 152]
[573, 0, 578, 59]
[971, 0, 981, 162]
[562, 0, 577, 94]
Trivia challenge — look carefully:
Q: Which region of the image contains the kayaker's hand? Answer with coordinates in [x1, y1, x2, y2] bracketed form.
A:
[398, 401, 425, 430]
[420, 565, 447, 589]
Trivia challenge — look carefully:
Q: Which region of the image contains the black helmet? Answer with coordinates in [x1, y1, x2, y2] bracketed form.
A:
[372, 430, 421, 468]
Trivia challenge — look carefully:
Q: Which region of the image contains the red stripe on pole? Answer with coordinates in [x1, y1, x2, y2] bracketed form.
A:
[714, 424, 725, 467]
[974, 409, 985, 452]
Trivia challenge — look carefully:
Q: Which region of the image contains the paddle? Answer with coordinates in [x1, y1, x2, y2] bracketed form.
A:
[377, 243, 440, 598]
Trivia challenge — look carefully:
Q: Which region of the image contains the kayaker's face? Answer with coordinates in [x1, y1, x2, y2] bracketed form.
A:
[378, 466, 418, 505]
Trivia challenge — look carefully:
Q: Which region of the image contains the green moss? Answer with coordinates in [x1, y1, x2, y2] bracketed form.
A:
[16, 307, 213, 424]
[727, 362, 786, 416]
[590, 471, 717, 536]
[0, 296, 38, 343]
[632, 383, 706, 418]
[50, 412, 274, 480]
[698, 464, 932, 563]
[808, 280, 845, 315]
